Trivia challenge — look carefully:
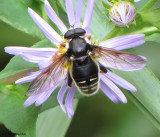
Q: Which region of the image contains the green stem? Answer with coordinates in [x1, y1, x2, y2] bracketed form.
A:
[102, 26, 160, 42]
[133, 26, 160, 35]
[141, 0, 158, 12]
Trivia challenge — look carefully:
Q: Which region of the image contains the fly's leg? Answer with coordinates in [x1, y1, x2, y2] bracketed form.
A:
[98, 62, 108, 73]
[68, 72, 75, 87]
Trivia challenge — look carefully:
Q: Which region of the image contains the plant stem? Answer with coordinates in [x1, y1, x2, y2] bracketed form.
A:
[141, 0, 158, 12]
[133, 26, 160, 35]
[102, 26, 160, 42]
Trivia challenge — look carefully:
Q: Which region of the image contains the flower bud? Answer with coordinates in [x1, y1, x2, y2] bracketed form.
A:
[109, 1, 136, 27]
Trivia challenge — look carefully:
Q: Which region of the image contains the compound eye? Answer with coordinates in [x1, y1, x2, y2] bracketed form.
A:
[74, 28, 86, 36]
[64, 28, 86, 39]
[64, 29, 75, 39]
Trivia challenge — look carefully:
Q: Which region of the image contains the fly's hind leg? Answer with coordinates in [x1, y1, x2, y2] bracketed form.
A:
[98, 62, 108, 73]
[68, 72, 75, 87]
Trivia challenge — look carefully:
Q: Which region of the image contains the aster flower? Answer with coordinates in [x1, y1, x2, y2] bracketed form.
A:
[5, 0, 146, 118]
[106, 0, 137, 27]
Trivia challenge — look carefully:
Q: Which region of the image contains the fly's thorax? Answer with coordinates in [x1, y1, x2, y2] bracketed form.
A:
[68, 37, 89, 58]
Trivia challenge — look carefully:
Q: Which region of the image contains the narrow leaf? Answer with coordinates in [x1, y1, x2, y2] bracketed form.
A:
[37, 99, 78, 137]
[140, 8, 160, 29]
[0, 0, 44, 39]
[0, 84, 40, 137]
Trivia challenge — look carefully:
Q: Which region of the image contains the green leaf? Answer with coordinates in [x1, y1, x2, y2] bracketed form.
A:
[37, 99, 78, 137]
[140, 8, 160, 29]
[0, 84, 40, 137]
[140, 0, 158, 11]
[97, 105, 159, 137]
[0, 79, 78, 137]
[112, 65, 160, 130]
[102, 0, 111, 11]
[0, 0, 44, 39]
[145, 33, 160, 44]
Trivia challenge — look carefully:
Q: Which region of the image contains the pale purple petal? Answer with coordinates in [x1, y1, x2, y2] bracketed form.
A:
[82, 0, 95, 34]
[75, 0, 83, 28]
[126, 3, 136, 23]
[28, 8, 62, 45]
[35, 84, 58, 106]
[110, 18, 124, 26]
[105, 71, 136, 92]
[65, 0, 75, 27]
[17, 53, 52, 64]
[44, 0, 68, 34]
[110, 7, 123, 23]
[99, 34, 145, 50]
[100, 80, 120, 104]
[5, 47, 58, 56]
[110, 14, 123, 23]
[134, 0, 141, 2]
[26, 71, 41, 76]
[38, 59, 52, 69]
[57, 81, 68, 113]
[116, 2, 127, 23]
[139, 56, 147, 61]
[5, 46, 57, 63]
[24, 94, 40, 107]
[113, 40, 145, 50]
[106, 0, 112, 6]
[100, 74, 127, 103]
[15, 71, 41, 84]
[65, 87, 76, 118]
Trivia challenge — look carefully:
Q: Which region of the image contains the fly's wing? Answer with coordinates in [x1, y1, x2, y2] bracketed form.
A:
[26, 55, 68, 96]
[92, 46, 146, 71]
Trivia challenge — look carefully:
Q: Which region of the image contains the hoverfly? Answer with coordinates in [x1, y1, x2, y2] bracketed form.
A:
[26, 28, 146, 96]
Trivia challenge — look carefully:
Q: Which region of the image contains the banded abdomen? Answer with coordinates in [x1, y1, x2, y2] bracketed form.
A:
[71, 57, 99, 95]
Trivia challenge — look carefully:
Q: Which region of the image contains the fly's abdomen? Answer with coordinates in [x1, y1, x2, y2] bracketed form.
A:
[75, 74, 99, 95]
[71, 57, 99, 95]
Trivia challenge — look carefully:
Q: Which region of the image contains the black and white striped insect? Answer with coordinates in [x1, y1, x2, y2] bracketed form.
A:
[27, 28, 145, 96]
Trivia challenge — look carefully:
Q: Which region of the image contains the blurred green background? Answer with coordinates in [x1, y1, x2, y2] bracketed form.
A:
[0, 18, 160, 136]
